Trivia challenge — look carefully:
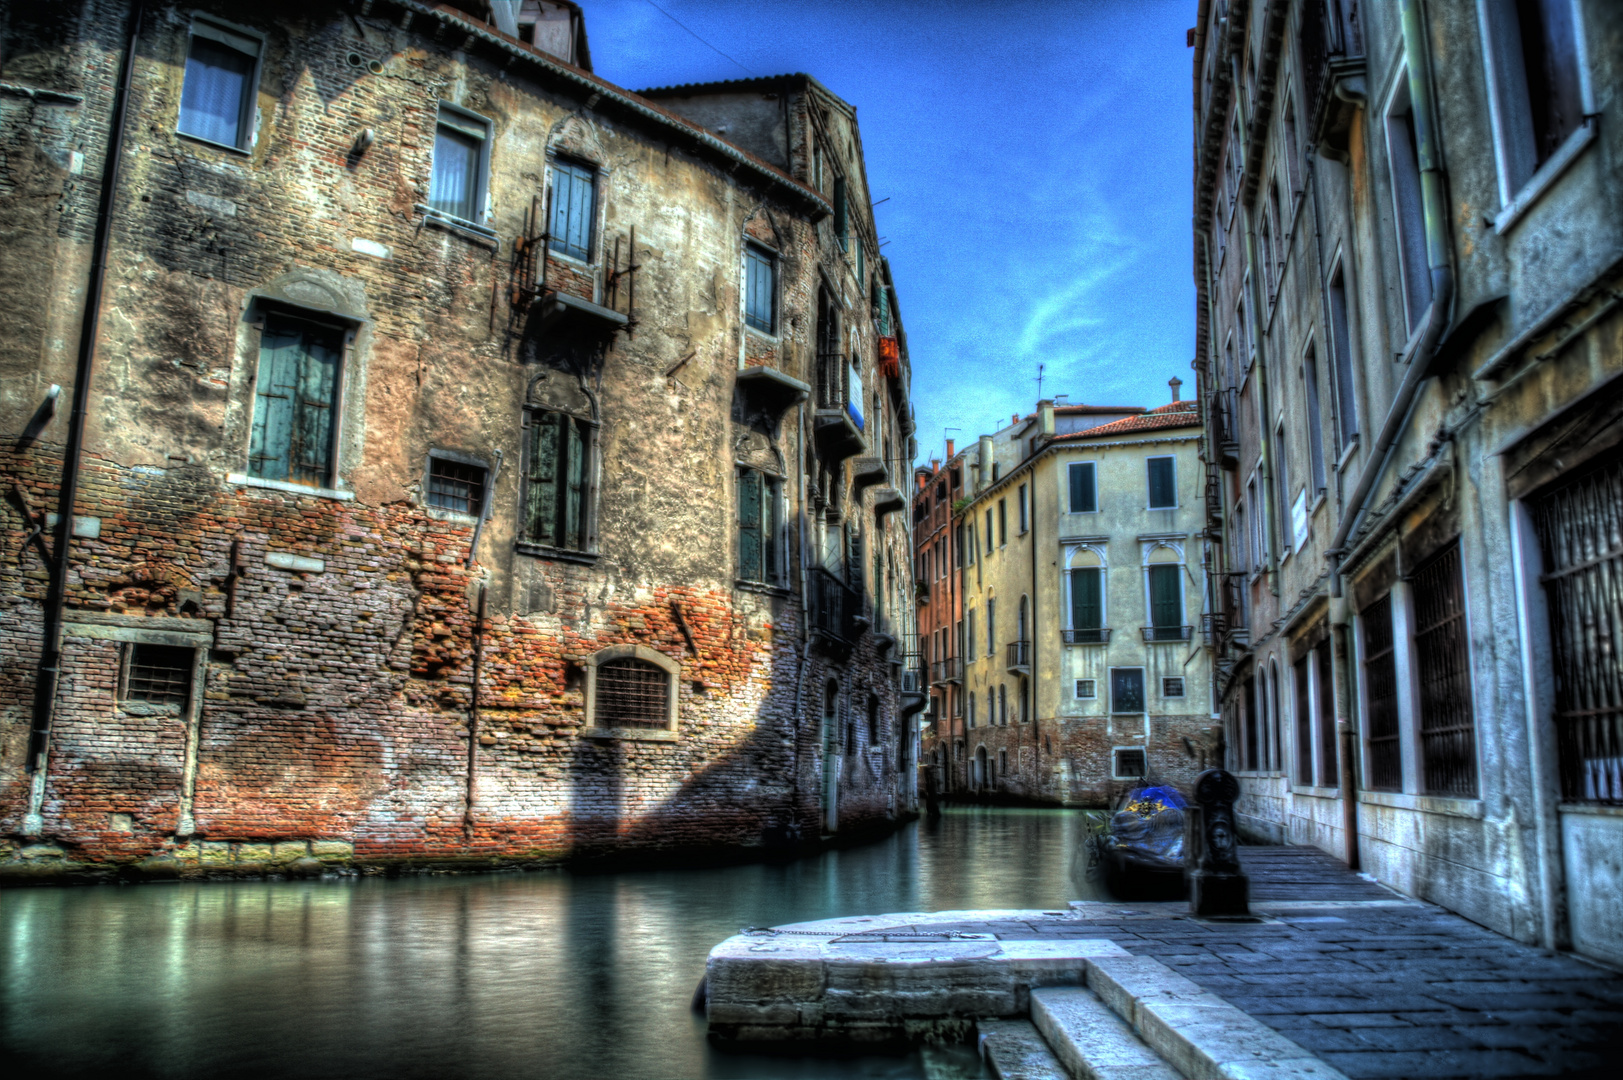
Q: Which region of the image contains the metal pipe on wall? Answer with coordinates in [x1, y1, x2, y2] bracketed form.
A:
[25, 1, 145, 833]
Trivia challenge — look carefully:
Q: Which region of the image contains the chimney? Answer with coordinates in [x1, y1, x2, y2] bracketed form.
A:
[978, 435, 994, 491]
[946, 438, 955, 458]
[1012, 413, 1020, 426]
[1169, 376, 1183, 403]
[930, 458, 941, 473]
[1038, 399, 1055, 437]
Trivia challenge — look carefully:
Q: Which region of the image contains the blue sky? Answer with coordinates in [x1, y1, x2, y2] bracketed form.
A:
[585, 0, 1196, 464]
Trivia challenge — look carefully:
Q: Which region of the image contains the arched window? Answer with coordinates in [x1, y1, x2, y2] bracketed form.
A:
[1269, 658, 1283, 773]
[1065, 545, 1107, 643]
[999, 684, 1008, 726]
[584, 645, 679, 737]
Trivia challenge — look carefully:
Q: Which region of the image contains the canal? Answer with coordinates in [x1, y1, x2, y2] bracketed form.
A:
[3, 808, 1099, 1080]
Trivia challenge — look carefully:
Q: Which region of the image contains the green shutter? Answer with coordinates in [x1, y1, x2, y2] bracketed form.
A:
[1069, 462, 1096, 513]
[1150, 565, 1182, 628]
[1071, 568, 1102, 630]
[249, 323, 301, 482]
[527, 413, 562, 546]
[564, 417, 585, 550]
[1148, 457, 1176, 508]
[738, 469, 762, 581]
[291, 328, 339, 487]
[249, 317, 339, 487]
[833, 177, 848, 252]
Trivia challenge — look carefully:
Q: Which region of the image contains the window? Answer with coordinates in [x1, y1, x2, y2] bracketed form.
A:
[833, 176, 849, 252]
[1481, 0, 1587, 202]
[249, 312, 344, 488]
[1244, 676, 1260, 771]
[737, 467, 782, 584]
[586, 645, 679, 735]
[1316, 639, 1338, 788]
[1075, 679, 1096, 700]
[548, 158, 596, 260]
[955, 526, 964, 567]
[1147, 564, 1184, 639]
[1070, 566, 1103, 641]
[987, 598, 996, 657]
[1018, 484, 1028, 533]
[967, 612, 976, 659]
[985, 510, 994, 554]
[1412, 542, 1478, 796]
[1163, 677, 1185, 698]
[426, 455, 488, 516]
[1302, 344, 1328, 493]
[1068, 462, 1097, 513]
[1281, 90, 1301, 195]
[998, 684, 1007, 726]
[431, 105, 491, 223]
[868, 695, 880, 745]
[524, 409, 595, 553]
[1385, 76, 1432, 333]
[991, 463, 1001, 482]
[1362, 595, 1403, 792]
[1110, 668, 1145, 714]
[1327, 263, 1359, 453]
[1147, 457, 1176, 508]
[968, 692, 977, 729]
[121, 644, 194, 710]
[1293, 655, 1313, 786]
[1113, 747, 1147, 780]
[744, 244, 776, 333]
[1274, 422, 1290, 551]
[999, 749, 1008, 776]
[1019, 678, 1029, 723]
[178, 20, 260, 150]
[997, 499, 1007, 546]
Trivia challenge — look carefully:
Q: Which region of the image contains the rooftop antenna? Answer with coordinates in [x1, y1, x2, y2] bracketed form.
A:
[1035, 362, 1046, 401]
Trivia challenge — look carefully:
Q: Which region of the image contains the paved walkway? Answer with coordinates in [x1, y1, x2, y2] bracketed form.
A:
[916, 846, 1623, 1078]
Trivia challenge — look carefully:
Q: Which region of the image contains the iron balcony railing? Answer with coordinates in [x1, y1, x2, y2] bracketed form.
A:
[1143, 625, 1195, 643]
[899, 653, 924, 695]
[809, 567, 859, 643]
[1005, 639, 1030, 671]
[1062, 628, 1111, 645]
[816, 352, 846, 412]
[931, 656, 962, 685]
[1200, 612, 1225, 648]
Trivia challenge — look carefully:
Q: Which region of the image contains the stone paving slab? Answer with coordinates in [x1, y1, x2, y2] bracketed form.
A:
[978, 1019, 1068, 1080]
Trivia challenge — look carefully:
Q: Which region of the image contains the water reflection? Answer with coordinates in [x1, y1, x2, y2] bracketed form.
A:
[2, 808, 1092, 1080]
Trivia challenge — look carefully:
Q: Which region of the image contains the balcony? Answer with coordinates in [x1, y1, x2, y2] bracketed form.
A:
[809, 567, 860, 647]
[1201, 612, 1225, 648]
[1210, 388, 1240, 471]
[1142, 625, 1194, 643]
[814, 353, 866, 462]
[1005, 639, 1030, 673]
[899, 656, 925, 695]
[1062, 628, 1111, 645]
[931, 656, 962, 685]
[1220, 573, 1249, 649]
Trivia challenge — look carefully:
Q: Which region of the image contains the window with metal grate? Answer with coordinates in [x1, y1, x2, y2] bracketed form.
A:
[123, 644, 194, 709]
[1411, 541, 1477, 796]
[1362, 594, 1403, 791]
[427, 457, 486, 516]
[593, 659, 668, 728]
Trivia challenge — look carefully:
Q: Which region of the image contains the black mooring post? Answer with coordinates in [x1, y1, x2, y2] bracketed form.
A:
[1188, 768, 1250, 916]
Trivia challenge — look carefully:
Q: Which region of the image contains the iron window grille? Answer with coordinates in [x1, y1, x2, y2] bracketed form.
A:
[1316, 638, 1339, 788]
[1532, 450, 1623, 803]
[1113, 748, 1147, 779]
[1063, 628, 1112, 644]
[593, 659, 669, 728]
[1362, 594, 1403, 791]
[178, 19, 261, 151]
[122, 644, 194, 710]
[427, 457, 487, 516]
[1075, 679, 1096, 699]
[1163, 677, 1186, 698]
[1411, 541, 1478, 797]
[249, 313, 344, 488]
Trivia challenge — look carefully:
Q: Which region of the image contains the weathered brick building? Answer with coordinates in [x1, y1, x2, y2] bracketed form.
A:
[911, 442, 968, 793]
[0, 0, 920, 881]
[1194, 0, 1622, 967]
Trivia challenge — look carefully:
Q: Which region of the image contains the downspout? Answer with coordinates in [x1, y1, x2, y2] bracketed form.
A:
[1241, 204, 1280, 595]
[463, 584, 487, 836]
[25, 1, 144, 833]
[1326, 0, 1456, 867]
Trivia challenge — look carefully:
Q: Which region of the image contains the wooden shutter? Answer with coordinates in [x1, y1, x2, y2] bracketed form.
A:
[738, 468, 762, 581]
[291, 327, 339, 487]
[1148, 457, 1176, 508]
[833, 177, 848, 251]
[1071, 567, 1102, 630]
[1069, 462, 1097, 513]
[249, 321, 301, 481]
[250, 316, 338, 487]
[1149, 565, 1181, 628]
[564, 417, 585, 550]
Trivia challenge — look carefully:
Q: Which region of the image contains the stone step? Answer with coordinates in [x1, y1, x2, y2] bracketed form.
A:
[978, 1018, 1069, 1080]
[1083, 955, 1349, 1080]
[1030, 987, 1182, 1080]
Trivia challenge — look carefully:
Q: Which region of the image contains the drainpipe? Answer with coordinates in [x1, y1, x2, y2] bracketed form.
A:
[24, 1, 144, 833]
[1326, 0, 1456, 867]
[1241, 204, 1280, 596]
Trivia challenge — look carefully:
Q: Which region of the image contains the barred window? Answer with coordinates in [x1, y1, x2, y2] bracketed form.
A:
[1162, 677, 1185, 698]
[122, 644, 194, 710]
[1113, 748, 1147, 779]
[594, 659, 668, 729]
[1412, 542, 1477, 796]
[1075, 679, 1096, 700]
[427, 456, 487, 516]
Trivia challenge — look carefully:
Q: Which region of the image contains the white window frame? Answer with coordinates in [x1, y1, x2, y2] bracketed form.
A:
[1112, 745, 1149, 780]
[743, 240, 779, 337]
[1478, 0, 1597, 233]
[177, 16, 264, 153]
[1065, 460, 1099, 515]
[1109, 666, 1147, 716]
[1062, 543, 1109, 635]
[1075, 678, 1096, 700]
[1141, 541, 1187, 638]
[1382, 68, 1433, 338]
[1162, 676, 1186, 699]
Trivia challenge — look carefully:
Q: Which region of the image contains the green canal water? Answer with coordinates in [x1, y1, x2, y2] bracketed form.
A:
[2, 808, 1100, 1080]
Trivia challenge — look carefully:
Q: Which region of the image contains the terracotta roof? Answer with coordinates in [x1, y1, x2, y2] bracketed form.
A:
[1051, 402, 1200, 441]
[1054, 403, 1145, 416]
